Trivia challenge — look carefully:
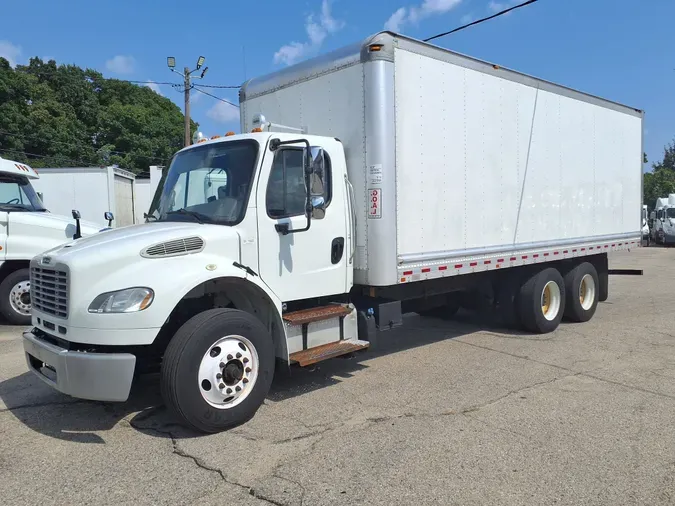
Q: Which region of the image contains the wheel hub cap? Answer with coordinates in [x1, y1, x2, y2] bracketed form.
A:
[578, 274, 596, 311]
[10, 281, 31, 316]
[198, 335, 258, 409]
[540, 280, 561, 321]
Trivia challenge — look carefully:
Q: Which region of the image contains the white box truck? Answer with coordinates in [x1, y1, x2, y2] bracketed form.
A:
[0, 157, 102, 325]
[23, 32, 643, 433]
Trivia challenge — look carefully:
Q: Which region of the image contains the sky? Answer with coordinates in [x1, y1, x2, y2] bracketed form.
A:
[1, 0, 673, 170]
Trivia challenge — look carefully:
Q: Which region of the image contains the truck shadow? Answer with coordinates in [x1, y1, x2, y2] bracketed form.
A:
[0, 311, 544, 442]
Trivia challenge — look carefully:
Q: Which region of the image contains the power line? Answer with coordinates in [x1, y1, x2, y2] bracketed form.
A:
[0, 147, 98, 167]
[191, 87, 240, 108]
[424, 0, 540, 43]
[193, 83, 241, 89]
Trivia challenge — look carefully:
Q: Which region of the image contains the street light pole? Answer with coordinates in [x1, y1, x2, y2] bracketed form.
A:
[167, 56, 209, 147]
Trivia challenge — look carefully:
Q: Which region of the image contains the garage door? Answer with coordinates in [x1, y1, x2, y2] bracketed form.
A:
[114, 175, 135, 227]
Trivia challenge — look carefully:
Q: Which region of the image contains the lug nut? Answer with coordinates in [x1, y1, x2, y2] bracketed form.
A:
[226, 388, 232, 394]
[227, 354, 233, 360]
[245, 367, 251, 373]
[235, 386, 241, 392]
[242, 378, 249, 384]
[243, 357, 249, 364]
[219, 383, 225, 389]
[216, 373, 222, 379]
[236, 352, 242, 359]
[219, 362, 225, 368]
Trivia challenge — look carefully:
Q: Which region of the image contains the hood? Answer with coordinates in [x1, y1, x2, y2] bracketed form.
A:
[42, 221, 242, 266]
[20, 211, 101, 236]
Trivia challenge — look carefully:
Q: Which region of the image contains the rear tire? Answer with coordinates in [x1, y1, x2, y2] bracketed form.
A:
[161, 308, 275, 433]
[0, 268, 32, 326]
[563, 262, 599, 323]
[517, 268, 565, 334]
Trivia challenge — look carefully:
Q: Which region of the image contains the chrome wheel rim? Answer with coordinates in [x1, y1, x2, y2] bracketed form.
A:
[540, 280, 561, 321]
[198, 335, 259, 409]
[9, 280, 31, 316]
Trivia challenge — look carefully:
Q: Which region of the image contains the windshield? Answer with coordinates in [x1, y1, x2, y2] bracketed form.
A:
[0, 175, 46, 212]
[666, 208, 675, 219]
[148, 140, 259, 224]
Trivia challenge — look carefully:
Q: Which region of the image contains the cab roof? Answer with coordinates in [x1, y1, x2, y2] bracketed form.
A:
[0, 156, 39, 179]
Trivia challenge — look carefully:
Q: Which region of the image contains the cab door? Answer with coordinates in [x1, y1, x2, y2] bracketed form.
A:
[256, 138, 349, 302]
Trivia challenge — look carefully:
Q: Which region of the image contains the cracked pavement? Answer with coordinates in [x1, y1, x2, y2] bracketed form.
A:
[1, 248, 675, 505]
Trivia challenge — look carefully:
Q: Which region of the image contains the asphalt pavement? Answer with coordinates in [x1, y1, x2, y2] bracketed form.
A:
[1, 248, 674, 505]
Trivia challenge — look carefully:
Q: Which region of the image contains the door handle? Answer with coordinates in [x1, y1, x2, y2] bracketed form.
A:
[331, 237, 345, 265]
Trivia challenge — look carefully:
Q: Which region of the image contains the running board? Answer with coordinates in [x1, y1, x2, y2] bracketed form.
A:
[283, 305, 352, 325]
[289, 340, 369, 367]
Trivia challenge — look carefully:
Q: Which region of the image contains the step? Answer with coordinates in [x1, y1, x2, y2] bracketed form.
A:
[289, 340, 370, 367]
[283, 305, 352, 326]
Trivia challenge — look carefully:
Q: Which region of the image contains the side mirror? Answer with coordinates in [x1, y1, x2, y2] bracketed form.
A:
[309, 147, 326, 219]
[104, 211, 114, 227]
[72, 209, 82, 239]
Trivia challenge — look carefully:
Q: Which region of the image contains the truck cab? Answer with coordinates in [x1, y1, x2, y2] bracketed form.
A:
[653, 195, 675, 245]
[0, 157, 102, 324]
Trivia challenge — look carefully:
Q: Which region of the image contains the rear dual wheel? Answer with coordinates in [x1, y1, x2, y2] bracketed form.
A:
[562, 262, 599, 323]
[517, 268, 565, 334]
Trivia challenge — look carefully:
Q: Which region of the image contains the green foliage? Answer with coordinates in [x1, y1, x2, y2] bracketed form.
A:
[644, 140, 675, 209]
[0, 57, 197, 173]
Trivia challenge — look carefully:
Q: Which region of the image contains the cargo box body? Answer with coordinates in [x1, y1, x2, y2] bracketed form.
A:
[240, 32, 643, 287]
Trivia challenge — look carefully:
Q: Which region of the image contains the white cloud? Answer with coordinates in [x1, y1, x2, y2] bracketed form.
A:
[0, 40, 22, 67]
[105, 55, 135, 74]
[141, 81, 162, 95]
[385, 8, 408, 32]
[384, 0, 462, 33]
[274, 0, 345, 66]
[488, 0, 518, 14]
[460, 13, 474, 24]
[207, 101, 240, 123]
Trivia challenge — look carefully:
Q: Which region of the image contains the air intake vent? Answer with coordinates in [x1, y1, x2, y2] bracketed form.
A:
[141, 237, 205, 258]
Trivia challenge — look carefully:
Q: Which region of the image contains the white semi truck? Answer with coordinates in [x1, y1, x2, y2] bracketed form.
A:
[652, 195, 675, 245]
[23, 32, 643, 433]
[0, 157, 101, 324]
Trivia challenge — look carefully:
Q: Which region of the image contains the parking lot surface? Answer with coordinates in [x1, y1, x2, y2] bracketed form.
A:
[1, 248, 674, 505]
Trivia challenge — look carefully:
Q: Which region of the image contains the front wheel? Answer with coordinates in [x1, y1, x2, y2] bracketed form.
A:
[161, 308, 276, 433]
[0, 268, 32, 325]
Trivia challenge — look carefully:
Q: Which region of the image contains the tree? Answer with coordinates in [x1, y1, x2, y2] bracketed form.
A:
[643, 140, 675, 209]
[0, 57, 197, 173]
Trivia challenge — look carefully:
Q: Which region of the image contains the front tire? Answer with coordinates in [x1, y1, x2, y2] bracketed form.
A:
[0, 268, 32, 325]
[563, 262, 599, 323]
[517, 268, 565, 334]
[161, 308, 275, 433]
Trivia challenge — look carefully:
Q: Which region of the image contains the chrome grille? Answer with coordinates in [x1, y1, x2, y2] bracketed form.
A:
[31, 267, 68, 318]
[141, 237, 205, 258]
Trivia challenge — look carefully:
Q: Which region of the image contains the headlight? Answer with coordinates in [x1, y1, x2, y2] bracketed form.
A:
[88, 287, 154, 313]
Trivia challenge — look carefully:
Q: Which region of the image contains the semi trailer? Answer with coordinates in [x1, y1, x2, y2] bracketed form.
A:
[23, 32, 643, 433]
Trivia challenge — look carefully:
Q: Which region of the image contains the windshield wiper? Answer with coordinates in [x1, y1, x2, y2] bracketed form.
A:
[144, 212, 158, 222]
[165, 209, 209, 224]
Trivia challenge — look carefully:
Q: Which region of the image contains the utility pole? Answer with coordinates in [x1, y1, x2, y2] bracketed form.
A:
[167, 56, 209, 147]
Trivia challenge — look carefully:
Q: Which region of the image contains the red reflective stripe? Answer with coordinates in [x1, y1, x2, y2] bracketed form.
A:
[421, 268, 431, 273]
[544, 253, 550, 257]
[572, 249, 577, 253]
[484, 260, 491, 265]
[497, 258, 504, 263]
[403, 271, 413, 276]
[454, 264, 463, 269]
[510, 257, 517, 261]
[533, 254, 539, 258]
[470, 262, 477, 267]
[563, 250, 568, 254]
[604, 245, 609, 249]
[522, 255, 528, 259]
[439, 266, 447, 271]
[581, 248, 586, 251]
[554, 251, 559, 255]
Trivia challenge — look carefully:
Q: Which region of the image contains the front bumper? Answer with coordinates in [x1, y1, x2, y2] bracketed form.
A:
[23, 329, 136, 402]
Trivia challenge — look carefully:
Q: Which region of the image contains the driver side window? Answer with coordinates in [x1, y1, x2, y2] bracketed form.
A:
[266, 149, 307, 219]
